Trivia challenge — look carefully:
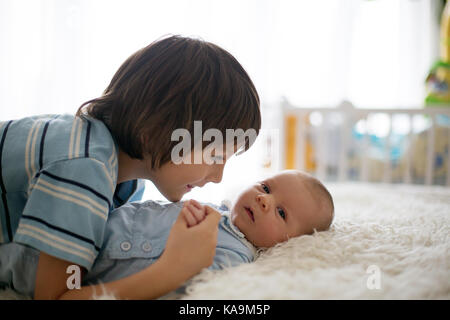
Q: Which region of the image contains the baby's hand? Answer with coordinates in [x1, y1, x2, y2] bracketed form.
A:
[182, 199, 206, 227]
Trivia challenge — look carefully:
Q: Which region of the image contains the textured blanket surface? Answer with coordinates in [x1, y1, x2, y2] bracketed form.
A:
[1, 182, 449, 300]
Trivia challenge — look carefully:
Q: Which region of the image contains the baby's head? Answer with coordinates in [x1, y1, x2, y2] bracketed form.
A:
[230, 170, 334, 248]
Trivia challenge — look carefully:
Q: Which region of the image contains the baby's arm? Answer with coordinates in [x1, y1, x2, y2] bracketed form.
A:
[209, 248, 252, 271]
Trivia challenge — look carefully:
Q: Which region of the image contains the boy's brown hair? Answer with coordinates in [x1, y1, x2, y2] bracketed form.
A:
[77, 35, 261, 169]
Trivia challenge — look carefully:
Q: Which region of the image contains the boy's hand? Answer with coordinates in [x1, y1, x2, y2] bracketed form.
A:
[182, 199, 206, 227]
[162, 204, 222, 280]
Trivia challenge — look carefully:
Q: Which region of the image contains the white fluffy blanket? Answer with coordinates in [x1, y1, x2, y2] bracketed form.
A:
[1, 182, 449, 300]
[179, 182, 450, 300]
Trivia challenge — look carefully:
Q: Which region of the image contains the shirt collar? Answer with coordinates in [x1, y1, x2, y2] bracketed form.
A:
[221, 211, 257, 256]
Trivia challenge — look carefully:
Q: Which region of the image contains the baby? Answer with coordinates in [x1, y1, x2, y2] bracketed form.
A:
[0, 170, 334, 298]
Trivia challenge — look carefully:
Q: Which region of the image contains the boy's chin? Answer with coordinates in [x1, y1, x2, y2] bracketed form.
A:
[161, 190, 183, 202]
[166, 194, 182, 202]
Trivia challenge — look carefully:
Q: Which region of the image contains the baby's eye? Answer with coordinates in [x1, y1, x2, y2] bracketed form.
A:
[277, 208, 286, 220]
[261, 183, 270, 193]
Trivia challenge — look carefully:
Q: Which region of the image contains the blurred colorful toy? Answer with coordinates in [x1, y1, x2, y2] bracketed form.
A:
[425, 1, 450, 106]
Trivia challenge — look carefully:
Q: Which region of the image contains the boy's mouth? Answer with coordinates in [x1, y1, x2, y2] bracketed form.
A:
[186, 184, 194, 191]
[245, 207, 255, 222]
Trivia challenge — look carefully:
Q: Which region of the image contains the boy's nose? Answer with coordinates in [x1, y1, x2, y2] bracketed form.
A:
[256, 194, 272, 212]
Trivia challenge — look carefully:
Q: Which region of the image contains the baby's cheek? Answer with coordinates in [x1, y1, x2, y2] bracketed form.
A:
[258, 224, 284, 246]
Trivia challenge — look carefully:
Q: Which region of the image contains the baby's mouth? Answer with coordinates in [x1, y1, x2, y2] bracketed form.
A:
[245, 207, 255, 222]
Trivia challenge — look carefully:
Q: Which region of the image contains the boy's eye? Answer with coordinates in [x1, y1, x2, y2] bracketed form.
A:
[277, 208, 286, 220]
[261, 183, 270, 193]
[208, 155, 225, 163]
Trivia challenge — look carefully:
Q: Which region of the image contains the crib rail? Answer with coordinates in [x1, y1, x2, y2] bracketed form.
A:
[282, 101, 450, 186]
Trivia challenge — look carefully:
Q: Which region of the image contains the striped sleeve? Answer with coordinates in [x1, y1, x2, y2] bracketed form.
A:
[13, 157, 115, 271]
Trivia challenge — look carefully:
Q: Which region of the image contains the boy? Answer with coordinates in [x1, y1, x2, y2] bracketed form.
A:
[0, 35, 261, 299]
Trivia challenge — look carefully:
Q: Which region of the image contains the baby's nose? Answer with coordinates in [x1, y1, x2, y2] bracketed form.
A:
[256, 194, 271, 212]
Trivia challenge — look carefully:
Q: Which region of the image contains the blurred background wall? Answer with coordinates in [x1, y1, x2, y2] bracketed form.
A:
[0, 0, 443, 202]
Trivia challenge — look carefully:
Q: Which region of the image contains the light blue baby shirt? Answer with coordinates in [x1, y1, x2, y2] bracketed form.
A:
[0, 200, 256, 298]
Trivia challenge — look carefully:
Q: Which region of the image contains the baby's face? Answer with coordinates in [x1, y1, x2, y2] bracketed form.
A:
[230, 171, 319, 248]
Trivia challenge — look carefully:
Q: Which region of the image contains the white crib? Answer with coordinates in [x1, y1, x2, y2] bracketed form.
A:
[280, 100, 450, 186]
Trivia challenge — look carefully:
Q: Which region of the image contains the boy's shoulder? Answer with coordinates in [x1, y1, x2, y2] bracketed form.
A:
[110, 199, 183, 217]
[6, 113, 117, 165]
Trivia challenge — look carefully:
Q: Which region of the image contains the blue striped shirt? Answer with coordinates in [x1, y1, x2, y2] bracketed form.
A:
[0, 114, 144, 271]
[0, 201, 256, 298]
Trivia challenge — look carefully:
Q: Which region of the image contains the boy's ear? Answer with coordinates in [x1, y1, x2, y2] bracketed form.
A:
[140, 133, 153, 159]
[140, 133, 149, 147]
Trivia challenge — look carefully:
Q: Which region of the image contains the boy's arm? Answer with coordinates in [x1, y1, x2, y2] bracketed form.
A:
[34, 253, 190, 300]
[34, 208, 222, 300]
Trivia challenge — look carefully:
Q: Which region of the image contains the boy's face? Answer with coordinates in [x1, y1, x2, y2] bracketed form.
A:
[231, 171, 319, 248]
[149, 145, 234, 202]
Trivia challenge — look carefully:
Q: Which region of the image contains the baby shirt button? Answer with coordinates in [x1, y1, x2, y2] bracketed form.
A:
[141, 241, 152, 252]
[120, 241, 132, 252]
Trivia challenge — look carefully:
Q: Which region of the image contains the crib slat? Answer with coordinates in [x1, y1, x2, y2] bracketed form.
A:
[360, 115, 369, 182]
[384, 114, 392, 183]
[317, 113, 327, 180]
[338, 115, 349, 181]
[447, 126, 450, 187]
[425, 115, 435, 186]
[297, 113, 306, 171]
[403, 114, 412, 184]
